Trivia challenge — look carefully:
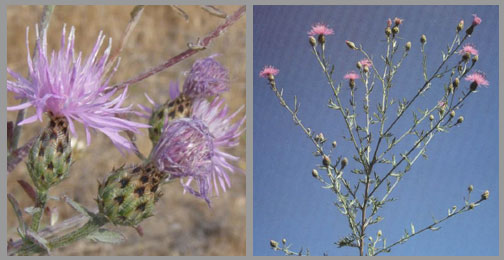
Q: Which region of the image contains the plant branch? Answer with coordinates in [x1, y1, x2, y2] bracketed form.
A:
[106, 5, 245, 93]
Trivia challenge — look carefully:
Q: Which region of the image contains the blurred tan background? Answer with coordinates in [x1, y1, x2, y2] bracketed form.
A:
[7, 5, 246, 256]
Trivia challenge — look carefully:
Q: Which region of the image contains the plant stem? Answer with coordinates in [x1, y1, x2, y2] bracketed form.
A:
[13, 214, 108, 255]
[107, 5, 246, 93]
[30, 190, 48, 232]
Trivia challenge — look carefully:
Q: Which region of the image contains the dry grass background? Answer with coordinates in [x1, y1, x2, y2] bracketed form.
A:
[7, 5, 246, 256]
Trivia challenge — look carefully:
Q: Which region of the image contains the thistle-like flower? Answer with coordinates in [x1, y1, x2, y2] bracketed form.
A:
[182, 54, 230, 99]
[7, 25, 148, 153]
[459, 44, 479, 56]
[307, 23, 334, 36]
[259, 65, 280, 79]
[344, 71, 360, 88]
[465, 71, 489, 91]
[151, 98, 245, 205]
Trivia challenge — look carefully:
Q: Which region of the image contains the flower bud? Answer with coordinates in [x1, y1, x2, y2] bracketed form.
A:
[481, 190, 489, 200]
[332, 141, 337, 148]
[457, 20, 464, 32]
[453, 78, 460, 88]
[456, 116, 464, 125]
[392, 26, 399, 35]
[420, 34, 427, 44]
[149, 95, 193, 145]
[345, 40, 358, 50]
[469, 203, 475, 210]
[448, 84, 454, 94]
[312, 169, 319, 178]
[341, 157, 348, 169]
[356, 61, 362, 69]
[429, 114, 435, 121]
[97, 163, 164, 226]
[405, 41, 411, 51]
[385, 27, 392, 37]
[270, 240, 279, 248]
[472, 55, 479, 63]
[363, 66, 369, 73]
[27, 113, 72, 191]
[468, 185, 474, 192]
[450, 110, 456, 118]
[282, 238, 287, 244]
[377, 230, 382, 237]
[309, 36, 317, 47]
[322, 155, 331, 167]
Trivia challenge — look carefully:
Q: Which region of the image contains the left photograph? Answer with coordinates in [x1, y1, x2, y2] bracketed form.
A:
[7, 5, 246, 256]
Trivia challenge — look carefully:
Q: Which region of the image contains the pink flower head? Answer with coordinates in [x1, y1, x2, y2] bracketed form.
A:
[182, 54, 230, 99]
[7, 25, 149, 153]
[438, 100, 447, 109]
[152, 118, 215, 205]
[459, 43, 479, 56]
[472, 14, 482, 26]
[308, 23, 334, 36]
[359, 59, 373, 68]
[344, 71, 360, 81]
[152, 96, 245, 205]
[465, 71, 489, 87]
[394, 17, 404, 26]
[259, 65, 279, 78]
[386, 18, 392, 27]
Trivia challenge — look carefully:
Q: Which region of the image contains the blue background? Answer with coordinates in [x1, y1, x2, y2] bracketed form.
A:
[253, 5, 499, 256]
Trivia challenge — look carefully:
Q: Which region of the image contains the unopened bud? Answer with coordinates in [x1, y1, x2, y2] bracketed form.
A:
[468, 185, 474, 192]
[322, 155, 331, 167]
[450, 110, 456, 118]
[420, 34, 427, 44]
[392, 26, 399, 35]
[346, 40, 357, 50]
[429, 114, 435, 121]
[332, 141, 337, 148]
[481, 190, 489, 200]
[377, 230, 382, 237]
[312, 169, 319, 178]
[356, 62, 362, 69]
[457, 116, 464, 124]
[309, 36, 317, 47]
[270, 240, 279, 248]
[385, 27, 392, 37]
[448, 84, 454, 94]
[453, 78, 459, 88]
[282, 238, 287, 244]
[341, 157, 348, 169]
[457, 20, 464, 32]
[363, 66, 369, 73]
[469, 203, 475, 210]
[405, 41, 411, 51]
[472, 55, 478, 63]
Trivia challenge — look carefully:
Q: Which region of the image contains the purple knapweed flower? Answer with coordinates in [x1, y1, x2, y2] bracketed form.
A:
[394, 17, 404, 26]
[152, 97, 245, 205]
[465, 71, 489, 87]
[459, 44, 479, 56]
[308, 23, 334, 36]
[472, 14, 482, 26]
[7, 25, 149, 153]
[359, 59, 373, 68]
[182, 54, 229, 99]
[259, 65, 279, 78]
[344, 71, 360, 80]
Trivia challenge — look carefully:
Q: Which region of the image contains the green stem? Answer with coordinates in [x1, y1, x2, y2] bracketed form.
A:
[30, 190, 47, 232]
[14, 214, 108, 255]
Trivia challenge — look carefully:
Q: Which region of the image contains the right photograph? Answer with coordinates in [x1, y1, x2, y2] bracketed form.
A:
[253, 5, 498, 256]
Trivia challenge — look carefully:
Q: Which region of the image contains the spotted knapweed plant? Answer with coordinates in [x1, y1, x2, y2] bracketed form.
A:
[7, 5, 245, 255]
[260, 15, 491, 256]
